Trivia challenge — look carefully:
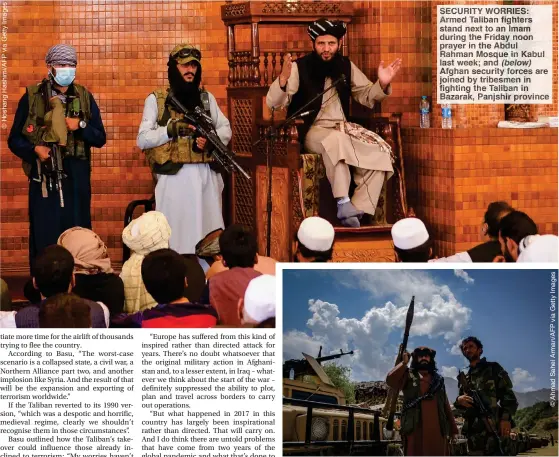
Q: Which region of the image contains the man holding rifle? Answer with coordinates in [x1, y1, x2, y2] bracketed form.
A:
[138, 43, 232, 255]
[386, 346, 458, 455]
[455, 336, 518, 456]
[8, 44, 106, 267]
[266, 18, 402, 227]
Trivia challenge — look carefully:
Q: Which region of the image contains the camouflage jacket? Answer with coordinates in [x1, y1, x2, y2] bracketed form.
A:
[455, 357, 518, 436]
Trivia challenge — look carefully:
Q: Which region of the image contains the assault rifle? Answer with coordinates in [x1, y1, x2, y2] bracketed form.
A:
[39, 79, 67, 207]
[166, 91, 250, 180]
[457, 371, 504, 456]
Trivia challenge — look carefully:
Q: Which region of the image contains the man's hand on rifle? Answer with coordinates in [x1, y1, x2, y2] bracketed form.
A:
[456, 395, 474, 408]
[402, 351, 411, 365]
[34, 145, 51, 162]
[65, 117, 80, 131]
[196, 136, 207, 150]
[167, 120, 196, 139]
[499, 420, 511, 437]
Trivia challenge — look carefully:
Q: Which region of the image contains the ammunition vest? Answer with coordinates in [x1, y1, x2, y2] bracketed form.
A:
[143, 87, 213, 175]
[400, 371, 450, 438]
[22, 81, 91, 177]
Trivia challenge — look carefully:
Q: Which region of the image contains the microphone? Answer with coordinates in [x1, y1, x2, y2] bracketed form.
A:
[298, 110, 315, 118]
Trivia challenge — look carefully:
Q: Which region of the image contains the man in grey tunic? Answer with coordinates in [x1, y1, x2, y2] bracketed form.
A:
[266, 19, 402, 227]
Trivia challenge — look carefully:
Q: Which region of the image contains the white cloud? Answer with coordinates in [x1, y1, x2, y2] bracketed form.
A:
[512, 368, 537, 392]
[442, 366, 459, 379]
[283, 290, 472, 381]
[345, 270, 442, 304]
[449, 341, 464, 356]
[454, 270, 474, 284]
[283, 330, 323, 361]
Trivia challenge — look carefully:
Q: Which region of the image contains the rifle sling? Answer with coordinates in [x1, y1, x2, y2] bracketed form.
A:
[401, 374, 445, 413]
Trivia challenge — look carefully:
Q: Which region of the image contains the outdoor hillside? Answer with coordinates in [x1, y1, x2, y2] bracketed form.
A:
[514, 401, 558, 439]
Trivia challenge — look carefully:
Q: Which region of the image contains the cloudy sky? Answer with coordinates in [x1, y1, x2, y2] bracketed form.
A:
[282, 269, 556, 392]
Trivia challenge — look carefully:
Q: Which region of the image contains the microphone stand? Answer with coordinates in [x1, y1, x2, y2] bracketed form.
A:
[257, 74, 347, 257]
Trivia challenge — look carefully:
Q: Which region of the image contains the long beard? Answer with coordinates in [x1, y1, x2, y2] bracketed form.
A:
[411, 359, 437, 373]
[309, 50, 344, 84]
[168, 62, 202, 111]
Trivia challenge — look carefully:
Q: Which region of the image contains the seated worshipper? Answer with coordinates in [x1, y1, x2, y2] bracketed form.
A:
[112, 249, 217, 328]
[39, 294, 91, 328]
[266, 18, 402, 228]
[16, 245, 108, 328]
[206, 254, 277, 279]
[1, 279, 12, 310]
[203, 224, 261, 326]
[58, 227, 124, 315]
[201, 228, 278, 279]
[294, 217, 335, 262]
[121, 210, 171, 314]
[497, 210, 554, 262]
[432, 201, 513, 262]
[0, 279, 16, 328]
[238, 274, 276, 328]
[181, 254, 206, 303]
[391, 218, 432, 262]
[195, 228, 223, 273]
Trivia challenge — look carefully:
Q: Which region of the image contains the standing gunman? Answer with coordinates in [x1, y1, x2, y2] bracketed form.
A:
[138, 44, 232, 255]
[455, 336, 518, 455]
[8, 44, 106, 267]
[386, 346, 458, 455]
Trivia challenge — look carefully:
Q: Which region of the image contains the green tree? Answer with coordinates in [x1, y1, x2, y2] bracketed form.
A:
[514, 401, 557, 432]
[323, 363, 356, 404]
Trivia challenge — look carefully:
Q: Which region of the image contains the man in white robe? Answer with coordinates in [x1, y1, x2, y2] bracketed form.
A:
[266, 18, 402, 227]
[137, 44, 232, 253]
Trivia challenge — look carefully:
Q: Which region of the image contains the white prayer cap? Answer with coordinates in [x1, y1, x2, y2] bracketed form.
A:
[297, 217, 335, 252]
[517, 235, 558, 262]
[243, 275, 276, 323]
[391, 218, 429, 250]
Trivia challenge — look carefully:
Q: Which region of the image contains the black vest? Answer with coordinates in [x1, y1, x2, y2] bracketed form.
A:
[467, 240, 502, 262]
[287, 53, 352, 145]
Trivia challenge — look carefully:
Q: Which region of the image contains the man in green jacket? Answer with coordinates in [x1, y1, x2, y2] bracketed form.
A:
[455, 336, 518, 455]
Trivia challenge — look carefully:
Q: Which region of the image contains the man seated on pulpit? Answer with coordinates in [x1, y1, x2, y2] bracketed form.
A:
[266, 18, 402, 228]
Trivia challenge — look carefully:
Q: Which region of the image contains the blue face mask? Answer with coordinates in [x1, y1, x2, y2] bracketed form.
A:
[51, 67, 76, 87]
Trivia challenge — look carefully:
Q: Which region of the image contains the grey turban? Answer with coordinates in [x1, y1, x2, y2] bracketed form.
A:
[307, 18, 347, 41]
[45, 44, 78, 66]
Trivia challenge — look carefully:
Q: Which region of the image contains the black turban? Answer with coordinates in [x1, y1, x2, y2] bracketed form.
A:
[412, 346, 437, 359]
[307, 18, 347, 41]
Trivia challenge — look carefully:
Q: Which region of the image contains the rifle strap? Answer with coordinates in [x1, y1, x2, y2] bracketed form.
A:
[402, 374, 445, 413]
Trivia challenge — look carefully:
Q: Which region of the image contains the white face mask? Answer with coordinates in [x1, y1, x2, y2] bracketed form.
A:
[50, 67, 76, 86]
